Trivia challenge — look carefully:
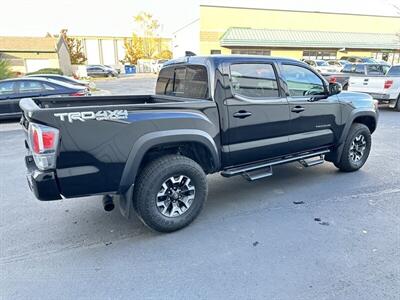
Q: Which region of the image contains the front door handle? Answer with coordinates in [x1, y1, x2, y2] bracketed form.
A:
[233, 110, 252, 119]
[291, 106, 305, 113]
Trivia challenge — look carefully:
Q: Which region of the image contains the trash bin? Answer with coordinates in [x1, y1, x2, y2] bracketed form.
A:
[124, 65, 136, 74]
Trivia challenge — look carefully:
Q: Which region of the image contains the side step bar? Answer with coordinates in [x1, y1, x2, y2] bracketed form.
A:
[221, 149, 330, 180]
[242, 166, 273, 181]
[299, 155, 325, 167]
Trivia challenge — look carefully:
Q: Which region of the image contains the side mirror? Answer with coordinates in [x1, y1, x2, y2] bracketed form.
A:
[329, 82, 342, 95]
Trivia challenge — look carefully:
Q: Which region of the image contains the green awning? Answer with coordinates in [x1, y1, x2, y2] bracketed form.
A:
[220, 27, 400, 50]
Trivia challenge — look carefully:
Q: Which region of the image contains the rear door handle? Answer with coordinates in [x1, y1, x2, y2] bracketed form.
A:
[291, 106, 305, 113]
[233, 110, 252, 118]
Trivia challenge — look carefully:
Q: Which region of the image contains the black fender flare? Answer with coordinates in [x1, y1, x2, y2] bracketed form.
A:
[119, 129, 220, 193]
[328, 109, 377, 163]
[117, 129, 219, 218]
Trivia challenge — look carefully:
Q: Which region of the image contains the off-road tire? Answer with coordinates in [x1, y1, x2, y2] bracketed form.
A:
[334, 123, 371, 172]
[133, 155, 208, 233]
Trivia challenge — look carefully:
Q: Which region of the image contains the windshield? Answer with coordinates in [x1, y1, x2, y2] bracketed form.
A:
[361, 58, 378, 64]
[316, 61, 329, 66]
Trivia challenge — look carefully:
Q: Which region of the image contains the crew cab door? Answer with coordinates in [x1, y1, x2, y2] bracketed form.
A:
[279, 63, 340, 153]
[224, 62, 291, 166]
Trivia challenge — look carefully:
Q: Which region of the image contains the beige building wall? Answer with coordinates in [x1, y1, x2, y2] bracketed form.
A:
[199, 5, 400, 57]
[2, 52, 59, 73]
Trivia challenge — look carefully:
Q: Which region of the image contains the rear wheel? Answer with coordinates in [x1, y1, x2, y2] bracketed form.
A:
[334, 123, 371, 172]
[133, 155, 208, 232]
[395, 96, 400, 111]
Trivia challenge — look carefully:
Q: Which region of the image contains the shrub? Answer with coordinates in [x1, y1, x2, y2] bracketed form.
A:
[0, 59, 14, 80]
[26, 68, 63, 75]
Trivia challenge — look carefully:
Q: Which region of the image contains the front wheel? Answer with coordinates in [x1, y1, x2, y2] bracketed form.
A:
[334, 123, 371, 172]
[133, 155, 208, 233]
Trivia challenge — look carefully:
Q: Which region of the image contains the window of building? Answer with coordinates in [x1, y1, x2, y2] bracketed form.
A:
[281, 64, 325, 97]
[374, 51, 400, 64]
[231, 48, 271, 56]
[156, 65, 209, 99]
[229, 63, 279, 98]
[210, 50, 221, 55]
[303, 50, 336, 60]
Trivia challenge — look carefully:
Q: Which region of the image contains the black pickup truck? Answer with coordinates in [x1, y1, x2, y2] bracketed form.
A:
[20, 55, 379, 232]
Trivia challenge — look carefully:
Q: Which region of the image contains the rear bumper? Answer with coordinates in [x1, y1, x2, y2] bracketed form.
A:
[25, 155, 61, 201]
[366, 93, 390, 101]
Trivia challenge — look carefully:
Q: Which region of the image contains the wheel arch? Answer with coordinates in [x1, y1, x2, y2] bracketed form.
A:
[327, 110, 377, 164]
[118, 129, 220, 194]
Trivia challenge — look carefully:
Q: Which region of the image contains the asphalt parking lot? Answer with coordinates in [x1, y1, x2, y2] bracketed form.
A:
[1, 77, 399, 299]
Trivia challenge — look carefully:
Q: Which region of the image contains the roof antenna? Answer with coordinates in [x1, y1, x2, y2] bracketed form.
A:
[185, 51, 196, 57]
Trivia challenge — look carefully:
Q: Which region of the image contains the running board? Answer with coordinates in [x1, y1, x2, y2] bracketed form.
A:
[221, 149, 330, 178]
[299, 155, 325, 167]
[242, 166, 273, 181]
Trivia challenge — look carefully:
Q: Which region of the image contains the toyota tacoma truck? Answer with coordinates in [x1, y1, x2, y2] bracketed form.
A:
[20, 55, 379, 233]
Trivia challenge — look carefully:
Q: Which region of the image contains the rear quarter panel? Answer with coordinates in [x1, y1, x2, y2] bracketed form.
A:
[26, 101, 220, 198]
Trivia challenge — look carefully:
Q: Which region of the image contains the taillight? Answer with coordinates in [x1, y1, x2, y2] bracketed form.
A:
[384, 80, 393, 89]
[70, 90, 85, 96]
[29, 123, 59, 170]
[329, 76, 337, 83]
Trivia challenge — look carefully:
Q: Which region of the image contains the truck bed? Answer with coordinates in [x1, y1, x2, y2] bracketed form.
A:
[33, 94, 184, 109]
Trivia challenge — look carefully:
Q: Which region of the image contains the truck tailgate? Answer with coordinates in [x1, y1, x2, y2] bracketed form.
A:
[348, 76, 385, 94]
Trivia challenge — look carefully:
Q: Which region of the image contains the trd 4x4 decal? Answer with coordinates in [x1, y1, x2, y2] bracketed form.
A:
[54, 110, 128, 123]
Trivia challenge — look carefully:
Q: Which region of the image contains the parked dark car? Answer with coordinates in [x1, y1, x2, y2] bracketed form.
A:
[87, 65, 118, 77]
[340, 56, 378, 64]
[324, 63, 390, 89]
[21, 55, 378, 233]
[27, 74, 95, 89]
[0, 78, 87, 119]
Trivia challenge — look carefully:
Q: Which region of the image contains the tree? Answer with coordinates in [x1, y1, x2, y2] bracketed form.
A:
[124, 34, 144, 64]
[134, 12, 161, 59]
[0, 58, 13, 80]
[124, 12, 170, 63]
[60, 29, 87, 65]
[157, 50, 173, 60]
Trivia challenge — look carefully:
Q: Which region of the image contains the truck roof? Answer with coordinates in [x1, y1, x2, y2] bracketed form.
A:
[163, 55, 301, 67]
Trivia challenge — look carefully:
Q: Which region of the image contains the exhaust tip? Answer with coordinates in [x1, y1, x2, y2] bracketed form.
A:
[102, 195, 115, 212]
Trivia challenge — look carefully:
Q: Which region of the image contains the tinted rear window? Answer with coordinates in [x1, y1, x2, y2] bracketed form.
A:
[156, 65, 209, 99]
[342, 64, 354, 73]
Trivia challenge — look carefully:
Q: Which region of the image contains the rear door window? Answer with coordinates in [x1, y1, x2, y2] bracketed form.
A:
[229, 63, 279, 98]
[156, 65, 209, 99]
[18, 81, 45, 93]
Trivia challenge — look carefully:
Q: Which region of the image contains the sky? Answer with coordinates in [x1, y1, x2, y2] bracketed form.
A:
[0, 0, 399, 38]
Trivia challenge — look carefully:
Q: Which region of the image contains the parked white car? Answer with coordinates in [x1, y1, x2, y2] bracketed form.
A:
[303, 59, 337, 74]
[348, 65, 400, 111]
